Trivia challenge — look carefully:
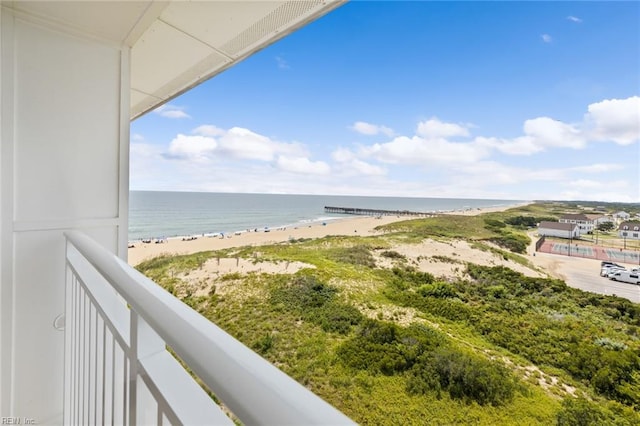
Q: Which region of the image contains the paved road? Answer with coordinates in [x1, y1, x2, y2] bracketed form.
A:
[563, 266, 640, 304]
[528, 232, 640, 304]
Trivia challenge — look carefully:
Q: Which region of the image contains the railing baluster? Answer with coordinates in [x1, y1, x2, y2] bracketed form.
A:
[63, 231, 353, 426]
[129, 312, 138, 426]
[80, 291, 86, 424]
[157, 404, 163, 426]
[122, 349, 128, 426]
[100, 320, 106, 426]
[93, 311, 99, 426]
[110, 335, 115, 426]
[88, 303, 93, 425]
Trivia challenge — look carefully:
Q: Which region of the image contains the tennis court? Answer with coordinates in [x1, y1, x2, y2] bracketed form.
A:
[537, 238, 639, 265]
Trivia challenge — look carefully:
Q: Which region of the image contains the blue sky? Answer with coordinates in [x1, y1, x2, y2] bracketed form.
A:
[131, 1, 640, 202]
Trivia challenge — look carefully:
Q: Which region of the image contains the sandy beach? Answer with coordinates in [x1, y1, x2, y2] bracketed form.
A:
[127, 203, 526, 266]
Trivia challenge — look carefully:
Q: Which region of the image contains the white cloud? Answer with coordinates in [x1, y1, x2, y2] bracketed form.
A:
[567, 179, 607, 189]
[349, 159, 386, 176]
[471, 96, 639, 155]
[351, 121, 394, 137]
[332, 147, 356, 162]
[541, 34, 553, 43]
[523, 117, 584, 148]
[482, 117, 584, 155]
[164, 134, 217, 162]
[217, 127, 306, 161]
[154, 104, 191, 119]
[132, 96, 639, 201]
[567, 16, 582, 23]
[363, 135, 489, 165]
[416, 117, 470, 139]
[332, 147, 386, 176]
[570, 163, 624, 173]
[192, 125, 226, 137]
[162, 126, 307, 164]
[275, 156, 330, 175]
[583, 96, 640, 145]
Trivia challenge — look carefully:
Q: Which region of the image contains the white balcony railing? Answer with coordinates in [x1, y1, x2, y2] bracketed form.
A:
[63, 231, 354, 425]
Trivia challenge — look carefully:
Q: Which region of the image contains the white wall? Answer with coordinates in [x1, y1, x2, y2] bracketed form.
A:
[538, 228, 579, 239]
[1, 10, 129, 422]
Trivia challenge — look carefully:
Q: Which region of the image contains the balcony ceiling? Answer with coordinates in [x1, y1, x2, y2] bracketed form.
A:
[6, 0, 345, 119]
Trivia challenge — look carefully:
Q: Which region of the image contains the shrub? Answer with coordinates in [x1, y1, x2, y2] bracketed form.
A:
[271, 275, 336, 309]
[330, 245, 376, 268]
[489, 233, 530, 253]
[391, 267, 435, 287]
[269, 275, 362, 334]
[407, 347, 516, 406]
[417, 282, 457, 299]
[556, 397, 612, 426]
[316, 302, 363, 334]
[380, 250, 406, 260]
[484, 218, 506, 231]
[338, 320, 447, 375]
[504, 216, 556, 228]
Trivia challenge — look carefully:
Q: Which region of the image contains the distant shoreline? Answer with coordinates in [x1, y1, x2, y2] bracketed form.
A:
[127, 201, 529, 266]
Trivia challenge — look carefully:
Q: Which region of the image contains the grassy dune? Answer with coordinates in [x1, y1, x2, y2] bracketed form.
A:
[136, 203, 640, 425]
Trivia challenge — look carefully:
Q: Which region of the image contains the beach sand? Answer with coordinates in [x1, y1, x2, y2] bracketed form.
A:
[127, 203, 526, 266]
[128, 201, 638, 303]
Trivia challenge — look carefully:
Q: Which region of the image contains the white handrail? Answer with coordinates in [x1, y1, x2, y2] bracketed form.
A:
[64, 231, 354, 425]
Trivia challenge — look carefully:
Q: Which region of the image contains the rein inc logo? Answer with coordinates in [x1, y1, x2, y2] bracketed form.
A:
[1, 418, 35, 425]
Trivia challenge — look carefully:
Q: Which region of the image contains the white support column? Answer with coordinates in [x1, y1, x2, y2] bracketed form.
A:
[0, 8, 129, 422]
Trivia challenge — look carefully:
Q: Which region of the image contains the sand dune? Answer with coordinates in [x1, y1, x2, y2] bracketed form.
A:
[127, 203, 526, 266]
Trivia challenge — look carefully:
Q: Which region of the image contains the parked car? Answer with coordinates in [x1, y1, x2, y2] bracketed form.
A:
[609, 270, 640, 285]
[601, 261, 625, 268]
[601, 267, 626, 277]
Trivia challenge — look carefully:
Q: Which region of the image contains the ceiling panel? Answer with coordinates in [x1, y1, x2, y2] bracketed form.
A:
[159, 1, 282, 54]
[12, 1, 154, 44]
[131, 19, 227, 95]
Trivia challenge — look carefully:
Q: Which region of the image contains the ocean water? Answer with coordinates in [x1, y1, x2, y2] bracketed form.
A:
[128, 191, 523, 241]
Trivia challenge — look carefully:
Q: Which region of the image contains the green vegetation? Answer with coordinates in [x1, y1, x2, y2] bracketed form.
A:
[338, 319, 517, 406]
[136, 202, 640, 425]
[503, 215, 557, 228]
[598, 222, 616, 232]
[270, 275, 363, 334]
[379, 213, 531, 253]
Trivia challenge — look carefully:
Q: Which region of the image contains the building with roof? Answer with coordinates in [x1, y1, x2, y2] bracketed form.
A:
[619, 221, 640, 241]
[538, 221, 580, 239]
[559, 213, 596, 235]
[614, 211, 631, 221]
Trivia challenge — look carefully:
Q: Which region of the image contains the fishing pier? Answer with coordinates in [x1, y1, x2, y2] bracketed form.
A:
[324, 206, 433, 217]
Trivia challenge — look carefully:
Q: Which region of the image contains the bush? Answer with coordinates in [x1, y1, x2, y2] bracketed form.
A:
[339, 319, 515, 405]
[408, 347, 516, 406]
[489, 233, 530, 253]
[504, 215, 556, 228]
[484, 218, 506, 231]
[391, 267, 435, 287]
[316, 302, 363, 334]
[330, 245, 376, 268]
[380, 250, 406, 260]
[417, 282, 457, 299]
[338, 320, 446, 375]
[271, 275, 336, 309]
[556, 397, 612, 426]
[269, 275, 362, 334]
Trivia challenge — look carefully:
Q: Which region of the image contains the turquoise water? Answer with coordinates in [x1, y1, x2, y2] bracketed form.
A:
[128, 191, 523, 241]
